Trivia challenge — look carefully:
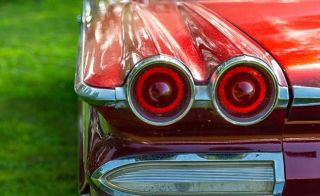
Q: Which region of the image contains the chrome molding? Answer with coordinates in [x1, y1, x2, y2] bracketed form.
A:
[91, 152, 285, 196]
[76, 84, 212, 108]
[193, 85, 212, 108]
[292, 85, 320, 107]
[277, 86, 290, 109]
[76, 84, 127, 107]
[210, 55, 286, 126]
[126, 55, 195, 126]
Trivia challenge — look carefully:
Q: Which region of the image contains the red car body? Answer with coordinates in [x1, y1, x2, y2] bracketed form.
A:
[75, 0, 320, 195]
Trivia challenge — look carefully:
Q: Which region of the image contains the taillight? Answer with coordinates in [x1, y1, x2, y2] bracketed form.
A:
[127, 56, 194, 126]
[212, 56, 278, 125]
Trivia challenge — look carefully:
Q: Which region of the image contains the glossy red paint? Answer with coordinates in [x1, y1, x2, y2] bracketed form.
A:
[282, 123, 320, 195]
[82, 1, 287, 88]
[289, 106, 320, 121]
[202, 0, 320, 87]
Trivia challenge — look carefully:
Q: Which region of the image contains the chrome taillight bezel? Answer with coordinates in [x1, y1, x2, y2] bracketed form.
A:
[126, 55, 195, 126]
[210, 56, 279, 125]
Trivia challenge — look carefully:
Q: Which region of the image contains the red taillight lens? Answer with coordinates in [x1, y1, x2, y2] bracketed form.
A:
[135, 66, 185, 114]
[213, 60, 277, 125]
[127, 58, 194, 126]
[218, 66, 267, 115]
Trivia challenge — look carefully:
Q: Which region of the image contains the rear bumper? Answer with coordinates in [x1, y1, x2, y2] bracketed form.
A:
[83, 135, 320, 196]
[85, 122, 320, 196]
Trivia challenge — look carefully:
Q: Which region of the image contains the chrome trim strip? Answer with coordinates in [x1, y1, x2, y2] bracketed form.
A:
[193, 85, 212, 108]
[91, 152, 285, 196]
[276, 86, 289, 109]
[292, 85, 320, 107]
[76, 84, 288, 109]
[194, 85, 211, 101]
[77, 79, 320, 116]
[210, 55, 287, 125]
[76, 84, 214, 107]
[126, 55, 195, 126]
[76, 83, 116, 106]
[115, 87, 126, 100]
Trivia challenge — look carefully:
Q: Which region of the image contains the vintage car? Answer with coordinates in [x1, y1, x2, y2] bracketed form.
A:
[75, 0, 320, 195]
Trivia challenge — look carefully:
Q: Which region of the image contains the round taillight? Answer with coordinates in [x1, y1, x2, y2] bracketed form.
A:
[135, 66, 185, 114]
[212, 57, 277, 125]
[127, 56, 194, 126]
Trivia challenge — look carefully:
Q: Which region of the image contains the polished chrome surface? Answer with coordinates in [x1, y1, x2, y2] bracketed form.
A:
[292, 85, 320, 107]
[126, 55, 195, 126]
[193, 85, 212, 108]
[91, 153, 285, 196]
[210, 55, 285, 126]
[76, 84, 213, 109]
[277, 86, 290, 109]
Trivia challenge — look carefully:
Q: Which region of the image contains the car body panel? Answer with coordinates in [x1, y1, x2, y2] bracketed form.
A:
[75, 0, 320, 195]
[203, 1, 320, 195]
[82, 1, 287, 88]
[202, 0, 320, 87]
[202, 1, 320, 195]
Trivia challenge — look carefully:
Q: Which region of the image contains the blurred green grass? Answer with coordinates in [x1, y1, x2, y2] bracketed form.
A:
[0, 0, 81, 195]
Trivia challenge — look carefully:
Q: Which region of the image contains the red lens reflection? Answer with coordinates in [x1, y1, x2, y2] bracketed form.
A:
[135, 66, 184, 114]
[218, 66, 267, 114]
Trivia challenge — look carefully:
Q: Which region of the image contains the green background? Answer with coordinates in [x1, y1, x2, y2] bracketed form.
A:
[0, 0, 81, 195]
